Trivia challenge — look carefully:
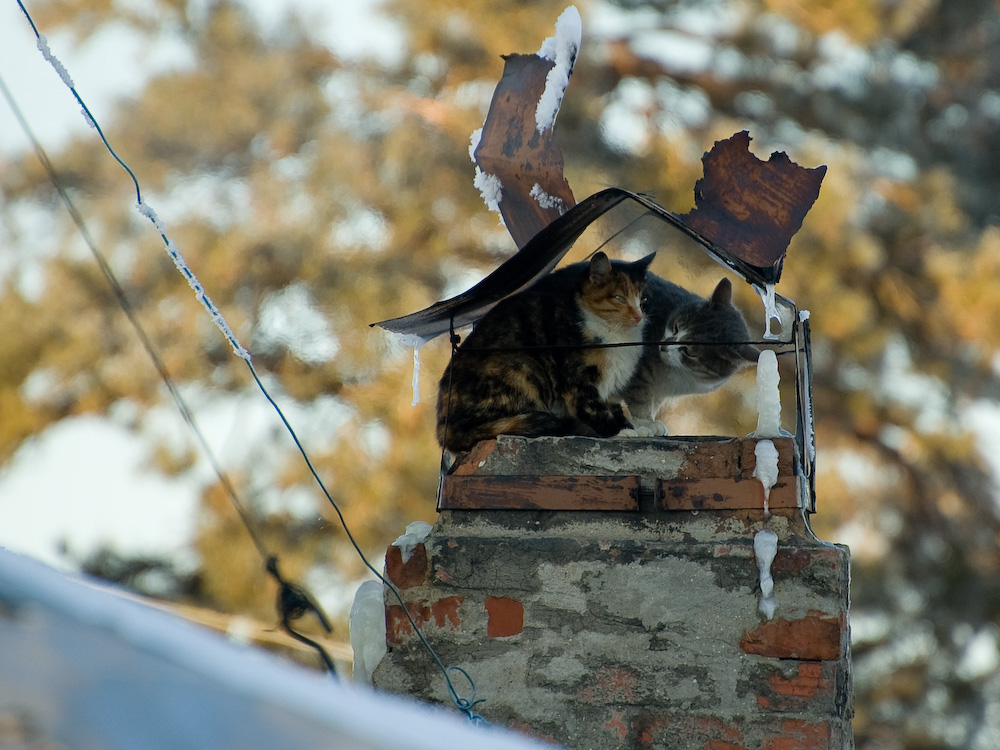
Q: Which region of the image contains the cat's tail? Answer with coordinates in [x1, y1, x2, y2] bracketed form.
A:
[437, 412, 594, 453]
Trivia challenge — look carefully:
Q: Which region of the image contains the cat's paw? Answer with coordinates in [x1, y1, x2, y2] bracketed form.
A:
[628, 418, 669, 436]
[617, 423, 659, 438]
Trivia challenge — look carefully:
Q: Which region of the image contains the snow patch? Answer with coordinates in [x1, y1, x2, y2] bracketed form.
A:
[529, 183, 565, 212]
[535, 6, 581, 133]
[472, 167, 505, 224]
[392, 521, 432, 563]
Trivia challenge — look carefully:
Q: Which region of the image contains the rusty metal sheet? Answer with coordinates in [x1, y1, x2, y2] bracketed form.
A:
[680, 131, 826, 285]
[473, 53, 577, 249]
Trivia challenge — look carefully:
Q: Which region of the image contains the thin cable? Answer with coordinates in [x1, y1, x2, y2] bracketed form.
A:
[246, 361, 486, 721]
[0, 69, 339, 676]
[451, 339, 799, 354]
[17, 0, 142, 203]
[0, 71, 271, 564]
[9, 8, 485, 712]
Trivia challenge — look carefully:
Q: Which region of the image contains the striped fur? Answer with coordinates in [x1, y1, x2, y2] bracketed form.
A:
[436, 252, 653, 453]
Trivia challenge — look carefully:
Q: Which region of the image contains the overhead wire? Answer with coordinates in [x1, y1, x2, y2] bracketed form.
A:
[8, 3, 490, 715]
[0, 68, 336, 675]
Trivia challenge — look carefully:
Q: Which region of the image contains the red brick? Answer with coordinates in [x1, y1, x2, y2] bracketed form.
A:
[761, 720, 832, 750]
[450, 439, 498, 475]
[385, 596, 464, 644]
[384, 542, 428, 590]
[769, 662, 829, 698]
[756, 663, 833, 711]
[634, 716, 746, 748]
[740, 612, 844, 661]
[485, 596, 524, 637]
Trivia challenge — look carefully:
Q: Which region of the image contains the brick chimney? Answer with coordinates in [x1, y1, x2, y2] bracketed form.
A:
[373, 435, 852, 750]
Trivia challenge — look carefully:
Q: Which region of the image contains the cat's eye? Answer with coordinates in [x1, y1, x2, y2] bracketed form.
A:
[613, 295, 627, 303]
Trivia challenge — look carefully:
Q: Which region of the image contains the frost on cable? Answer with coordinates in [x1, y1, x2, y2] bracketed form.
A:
[136, 200, 250, 361]
[36, 34, 74, 89]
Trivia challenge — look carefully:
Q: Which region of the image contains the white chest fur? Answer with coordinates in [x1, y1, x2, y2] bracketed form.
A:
[580, 307, 643, 400]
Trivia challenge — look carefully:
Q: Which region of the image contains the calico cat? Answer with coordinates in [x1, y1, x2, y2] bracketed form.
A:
[617, 275, 760, 432]
[436, 251, 654, 453]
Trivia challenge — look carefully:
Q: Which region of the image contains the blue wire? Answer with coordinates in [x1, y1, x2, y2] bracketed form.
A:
[12, 0, 485, 723]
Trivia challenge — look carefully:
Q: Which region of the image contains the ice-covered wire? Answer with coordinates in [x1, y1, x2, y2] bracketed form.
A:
[0, 69, 343, 676]
[17, 0, 249, 361]
[13, 3, 484, 717]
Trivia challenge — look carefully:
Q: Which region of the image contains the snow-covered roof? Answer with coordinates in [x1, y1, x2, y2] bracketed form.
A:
[0, 548, 556, 750]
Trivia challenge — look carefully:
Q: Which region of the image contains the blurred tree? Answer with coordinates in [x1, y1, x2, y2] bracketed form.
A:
[2, 0, 1000, 744]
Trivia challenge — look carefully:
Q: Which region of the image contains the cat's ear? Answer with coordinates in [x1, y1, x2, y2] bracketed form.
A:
[589, 251, 613, 281]
[738, 343, 762, 364]
[635, 252, 656, 274]
[710, 277, 734, 306]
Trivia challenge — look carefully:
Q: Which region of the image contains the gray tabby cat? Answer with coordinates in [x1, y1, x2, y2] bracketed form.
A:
[617, 274, 759, 434]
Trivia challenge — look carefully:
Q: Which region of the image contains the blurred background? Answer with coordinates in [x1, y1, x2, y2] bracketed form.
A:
[1, 1, 999, 747]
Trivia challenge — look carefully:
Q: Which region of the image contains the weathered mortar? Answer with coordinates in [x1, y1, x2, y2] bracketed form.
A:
[373, 436, 853, 750]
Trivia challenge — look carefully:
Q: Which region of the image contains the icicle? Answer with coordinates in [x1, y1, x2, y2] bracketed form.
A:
[753, 349, 782, 437]
[411, 347, 421, 406]
[392, 520, 433, 563]
[393, 334, 427, 406]
[349, 580, 387, 686]
[754, 528, 779, 619]
[753, 439, 779, 516]
[755, 283, 782, 341]
[798, 310, 816, 464]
